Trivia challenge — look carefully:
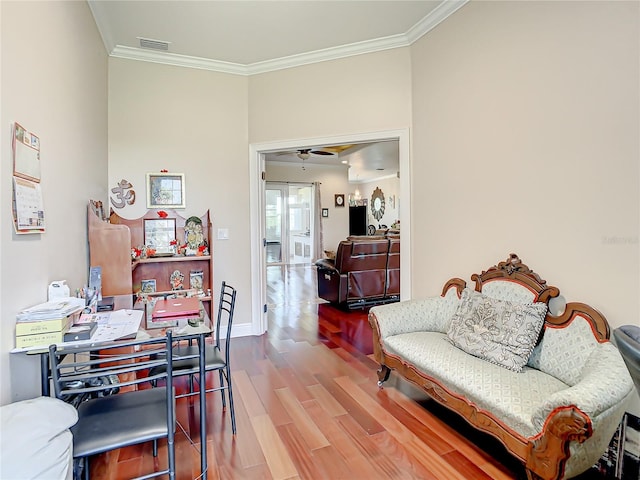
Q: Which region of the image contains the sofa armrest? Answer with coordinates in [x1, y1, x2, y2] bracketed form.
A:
[315, 258, 338, 273]
[531, 342, 634, 430]
[369, 287, 460, 339]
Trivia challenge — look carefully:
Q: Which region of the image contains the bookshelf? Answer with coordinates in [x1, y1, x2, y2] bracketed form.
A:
[88, 202, 214, 317]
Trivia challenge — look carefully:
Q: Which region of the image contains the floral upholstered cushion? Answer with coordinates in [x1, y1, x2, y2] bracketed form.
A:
[446, 288, 547, 372]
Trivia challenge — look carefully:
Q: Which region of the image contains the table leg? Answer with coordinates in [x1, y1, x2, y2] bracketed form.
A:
[198, 334, 207, 476]
[40, 352, 50, 396]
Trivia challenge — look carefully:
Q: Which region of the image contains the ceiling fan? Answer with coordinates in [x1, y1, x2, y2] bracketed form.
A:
[275, 148, 336, 160]
[275, 148, 336, 171]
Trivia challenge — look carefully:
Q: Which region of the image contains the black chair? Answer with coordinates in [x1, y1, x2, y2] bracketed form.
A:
[152, 281, 238, 434]
[613, 325, 640, 394]
[49, 332, 178, 480]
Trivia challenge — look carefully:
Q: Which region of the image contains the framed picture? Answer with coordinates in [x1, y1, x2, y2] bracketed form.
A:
[144, 218, 176, 255]
[334, 194, 345, 207]
[321, 208, 329, 218]
[140, 279, 156, 294]
[190, 269, 204, 292]
[146, 172, 185, 208]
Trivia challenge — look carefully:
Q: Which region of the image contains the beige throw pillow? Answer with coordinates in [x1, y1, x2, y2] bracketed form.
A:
[447, 288, 547, 372]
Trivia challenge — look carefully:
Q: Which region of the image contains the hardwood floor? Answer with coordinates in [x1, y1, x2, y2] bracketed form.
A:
[89, 265, 610, 480]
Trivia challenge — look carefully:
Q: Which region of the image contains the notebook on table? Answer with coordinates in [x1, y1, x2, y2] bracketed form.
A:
[151, 296, 201, 320]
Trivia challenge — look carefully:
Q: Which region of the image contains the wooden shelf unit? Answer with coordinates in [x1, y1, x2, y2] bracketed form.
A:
[88, 202, 213, 316]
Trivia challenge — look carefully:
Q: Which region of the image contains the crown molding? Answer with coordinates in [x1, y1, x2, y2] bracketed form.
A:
[108, 0, 469, 76]
[245, 34, 410, 75]
[405, 0, 469, 44]
[110, 46, 248, 75]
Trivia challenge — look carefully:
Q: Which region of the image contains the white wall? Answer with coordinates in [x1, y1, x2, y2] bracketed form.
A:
[248, 49, 413, 145]
[107, 58, 252, 331]
[357, 176, 400, 230]
[411, 0, 639, 412]
[265, 162, 351, 251]
[0, 1, 108, 403]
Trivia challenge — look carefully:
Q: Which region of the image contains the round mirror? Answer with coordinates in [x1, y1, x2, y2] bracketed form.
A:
[371, 187, 385, 221]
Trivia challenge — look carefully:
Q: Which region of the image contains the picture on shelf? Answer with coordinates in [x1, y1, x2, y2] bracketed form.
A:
[140, 279, 156, 294]
[190, 270, 204, 292]
[144, 218, 176, 256]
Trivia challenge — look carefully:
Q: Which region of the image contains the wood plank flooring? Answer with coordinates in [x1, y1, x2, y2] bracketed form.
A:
[88, 265, 610, 480]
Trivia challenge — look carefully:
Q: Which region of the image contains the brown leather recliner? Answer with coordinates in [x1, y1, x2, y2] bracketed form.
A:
[386, 235, 400, 298]
[315, 236, 400, 309]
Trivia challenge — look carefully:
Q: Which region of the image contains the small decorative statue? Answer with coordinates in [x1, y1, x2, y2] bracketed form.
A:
[184, 216, 206, 256]
[170, 270, 184, 291]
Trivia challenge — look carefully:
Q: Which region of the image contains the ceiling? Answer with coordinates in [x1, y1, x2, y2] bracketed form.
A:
[88, 0, 466, 182]
[88, 0, 465, 75]
[264, 141, 399, 184]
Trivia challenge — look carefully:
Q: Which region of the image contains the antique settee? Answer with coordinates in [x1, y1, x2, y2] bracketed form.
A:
[315, 235, 399, 309]
[369, 254, 634, 480]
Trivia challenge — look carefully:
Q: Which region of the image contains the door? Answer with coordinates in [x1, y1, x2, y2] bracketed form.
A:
[265, 186, 285, 264]
[266, 183, 314, 266]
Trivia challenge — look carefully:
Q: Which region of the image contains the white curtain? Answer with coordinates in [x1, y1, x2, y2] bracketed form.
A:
[313, 182, 323, 262]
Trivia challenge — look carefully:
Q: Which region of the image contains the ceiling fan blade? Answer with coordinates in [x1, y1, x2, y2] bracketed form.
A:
[310, 150, 334, 156]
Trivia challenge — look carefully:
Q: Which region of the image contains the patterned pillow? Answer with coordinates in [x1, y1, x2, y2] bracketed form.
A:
[446, 288, 547, 372]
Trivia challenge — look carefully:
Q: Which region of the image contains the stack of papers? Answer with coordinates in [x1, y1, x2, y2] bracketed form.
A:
[16, 297, 85, 322]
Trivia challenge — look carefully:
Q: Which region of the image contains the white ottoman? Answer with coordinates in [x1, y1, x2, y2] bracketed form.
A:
[0, 396, 78, 480]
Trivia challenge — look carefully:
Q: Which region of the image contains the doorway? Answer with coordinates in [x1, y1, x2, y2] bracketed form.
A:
[265, 182, 315, 266]
[249, 129, 411, 336]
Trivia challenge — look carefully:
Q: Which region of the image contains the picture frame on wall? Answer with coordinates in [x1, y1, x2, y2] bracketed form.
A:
[146, 172, 186, 209]
[334, 194, 345, 207]
[321, 208, 329, 218]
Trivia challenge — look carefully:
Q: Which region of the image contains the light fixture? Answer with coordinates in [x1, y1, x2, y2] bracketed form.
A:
[296, 150, 310, 170]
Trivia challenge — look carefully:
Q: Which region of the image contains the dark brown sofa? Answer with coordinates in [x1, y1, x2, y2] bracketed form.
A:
[315, 235, 400, 309]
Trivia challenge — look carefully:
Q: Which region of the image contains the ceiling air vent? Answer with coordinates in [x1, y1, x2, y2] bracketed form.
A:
[137, 37, 170, 51]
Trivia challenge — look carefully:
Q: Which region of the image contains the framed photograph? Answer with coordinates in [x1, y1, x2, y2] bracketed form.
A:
[144, 218, 176, 255]
[190, 269, 204, 292]
[321, 208, 329, 218]
[146, 172, 185, 208]
[140, 279, 156, 294]
[334, 194, 345, 207]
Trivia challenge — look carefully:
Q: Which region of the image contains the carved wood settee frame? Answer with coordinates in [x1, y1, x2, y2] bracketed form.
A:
[369, 254, 620, 480]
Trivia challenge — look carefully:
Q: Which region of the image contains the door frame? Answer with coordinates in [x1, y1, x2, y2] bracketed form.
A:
[249, 129, 411, 335]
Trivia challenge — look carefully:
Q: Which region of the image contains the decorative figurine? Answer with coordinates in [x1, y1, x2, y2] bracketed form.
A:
[170, 270, 184, 291]
[184, 216, 206, 256]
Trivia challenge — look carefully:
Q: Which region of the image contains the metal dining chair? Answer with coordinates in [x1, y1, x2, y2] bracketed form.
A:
[49, 332, 177, 480]
[151, 281, 238, 434]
